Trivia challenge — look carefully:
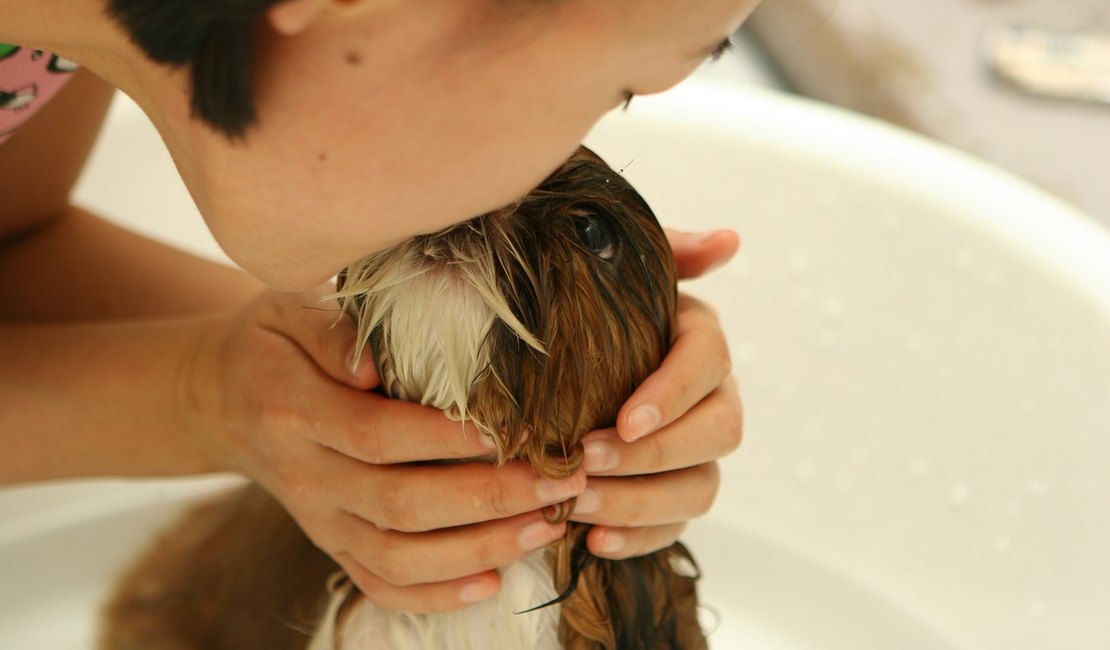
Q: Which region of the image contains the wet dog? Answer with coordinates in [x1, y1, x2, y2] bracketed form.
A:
[100, 147, 705, 649]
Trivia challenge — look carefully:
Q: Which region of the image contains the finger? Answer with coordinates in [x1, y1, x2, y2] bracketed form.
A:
[258, 287, 378, 390]
[616, 293, 732, 442]
[335, 558, 503, 613]
[585, 522, 688, 560]
[338, 509, 566, 588]
[583, 375, 742, 477]
[570, 462, 719, 528]
[664, 228, 740, 279]
[322, 453, 585, 532]
[308, 387, 495, 463]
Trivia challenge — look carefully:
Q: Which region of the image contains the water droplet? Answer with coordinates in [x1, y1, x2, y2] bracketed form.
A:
[949, 482, 970, 508]
[795, 460, 817, 483]
[790, 286, 811, 308]
[879, 211, 902, 229]
[817, 328, 838, 350]
[905, 333, 925, 354]
[993, 534, 1012, 554]
[908, 457, 930, 478]
[821, 295, 845, 322]
[1025, 479, 1049, 497]
[1028, 600, 1047, 618]
[788, 251, 811, 277]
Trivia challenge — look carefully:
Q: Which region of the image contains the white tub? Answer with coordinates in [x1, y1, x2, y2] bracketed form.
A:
[2, 70, 1108, 649]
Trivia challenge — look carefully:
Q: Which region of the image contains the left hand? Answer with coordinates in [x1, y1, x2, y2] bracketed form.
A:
[569, 228, 744, 558]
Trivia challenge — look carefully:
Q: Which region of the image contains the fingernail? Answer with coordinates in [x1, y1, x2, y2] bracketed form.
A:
[583, 438, 619, 474]
[519, 521, 564, 551]
[459, 580, 497, 604]
[479, 432, 497, 449]
[594, 530, 626, 555]
[535, 476, 583, 503]
[625, 404, 660, 442]
[573, 487, 600, 515]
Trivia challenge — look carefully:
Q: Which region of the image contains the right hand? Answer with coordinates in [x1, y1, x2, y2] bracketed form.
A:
[180, 288, 586, 611]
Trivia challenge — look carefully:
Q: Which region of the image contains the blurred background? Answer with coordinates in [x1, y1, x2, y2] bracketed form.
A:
[727, 0, 1110, 228]
[2, 4, 1108, 649]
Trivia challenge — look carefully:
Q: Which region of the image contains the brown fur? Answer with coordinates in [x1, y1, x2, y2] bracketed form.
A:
[101, 485, 333, 649]
[100, 147, 704, 649]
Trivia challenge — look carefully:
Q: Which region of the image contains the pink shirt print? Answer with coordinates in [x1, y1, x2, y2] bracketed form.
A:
[0, 44, 78, 145]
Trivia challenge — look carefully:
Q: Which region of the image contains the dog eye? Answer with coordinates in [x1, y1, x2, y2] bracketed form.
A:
[575, 215, 615, 260]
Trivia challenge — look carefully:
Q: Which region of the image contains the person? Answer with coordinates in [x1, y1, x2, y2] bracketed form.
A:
[0, 0, 754, 614]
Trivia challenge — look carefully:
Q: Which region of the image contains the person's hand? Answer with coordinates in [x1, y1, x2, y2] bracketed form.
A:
[180, 288, 586, 612]
[569, 228, 744, 558]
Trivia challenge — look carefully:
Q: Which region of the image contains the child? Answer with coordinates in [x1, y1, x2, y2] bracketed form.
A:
[0, 0, 753, 612]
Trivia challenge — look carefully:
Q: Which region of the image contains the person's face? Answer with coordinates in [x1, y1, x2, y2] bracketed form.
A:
[193, 0, 759, 290]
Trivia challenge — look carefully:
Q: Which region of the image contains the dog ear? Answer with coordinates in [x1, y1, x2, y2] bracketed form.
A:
[465, 318, 533, 464]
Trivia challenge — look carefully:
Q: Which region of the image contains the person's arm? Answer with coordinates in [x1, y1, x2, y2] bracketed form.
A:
[0, 69, 580, 612]
[0, 69, 261, 483]
[0, 316, 223, 482]
[0, 67, 744, 612]
[0, 70, 261, 320]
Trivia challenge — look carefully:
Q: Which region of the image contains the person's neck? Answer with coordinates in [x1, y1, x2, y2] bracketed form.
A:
[0, 0, 218, 223]
[0, 0, 122, 60]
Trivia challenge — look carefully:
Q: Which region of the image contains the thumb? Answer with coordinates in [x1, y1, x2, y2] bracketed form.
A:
[262, 287, 380, 390]
[665, 229, 741, 279]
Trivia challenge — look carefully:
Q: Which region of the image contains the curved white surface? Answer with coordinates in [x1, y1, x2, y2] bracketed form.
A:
[587, 81, 1110, 649]
[2, 78, 1108, 649]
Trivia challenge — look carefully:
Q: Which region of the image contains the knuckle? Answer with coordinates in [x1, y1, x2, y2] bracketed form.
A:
[645, 435, 666, 471]
[472, 538, 501, 572]
[692, 464, 720, 517]
[352, 422, 388, 464]
[375, 554, 413, 587]
[627, 530, 669, 558]
[257, 397, 299, 431]
[260, 409, 317, 453]
[710, 333, 733, 376]
[367, 537, 418, 587]
[349, 573, 390, 607]
[276, 465, 317, 502]
[614, 483, 649, 527]
[376, 483, 421, 532]
[718, 398, 744, 453]
[482, 472, 517, 519]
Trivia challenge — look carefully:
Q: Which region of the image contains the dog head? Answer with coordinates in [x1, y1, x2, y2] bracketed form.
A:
[335, 146, 677, 478]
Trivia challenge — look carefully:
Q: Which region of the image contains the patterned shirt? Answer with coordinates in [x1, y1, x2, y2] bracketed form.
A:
[0, 44, 78, 145]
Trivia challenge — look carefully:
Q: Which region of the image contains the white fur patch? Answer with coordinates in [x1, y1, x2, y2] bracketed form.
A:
[320, 226, 567, 647]
[334, 223, 545, 427]
[309, 550, 561, 650]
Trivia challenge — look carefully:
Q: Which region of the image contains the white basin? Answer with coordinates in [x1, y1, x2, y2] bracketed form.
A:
[2, 74, 1108, 649]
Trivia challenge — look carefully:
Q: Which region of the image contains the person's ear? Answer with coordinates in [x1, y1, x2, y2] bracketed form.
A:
[266, 0, 332, 35]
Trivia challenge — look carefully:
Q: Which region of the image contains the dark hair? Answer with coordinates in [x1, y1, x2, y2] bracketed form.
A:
[106, 0, 281, 138]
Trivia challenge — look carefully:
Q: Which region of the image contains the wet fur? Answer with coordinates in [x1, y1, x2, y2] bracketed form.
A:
[100, 148, 705, 649]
